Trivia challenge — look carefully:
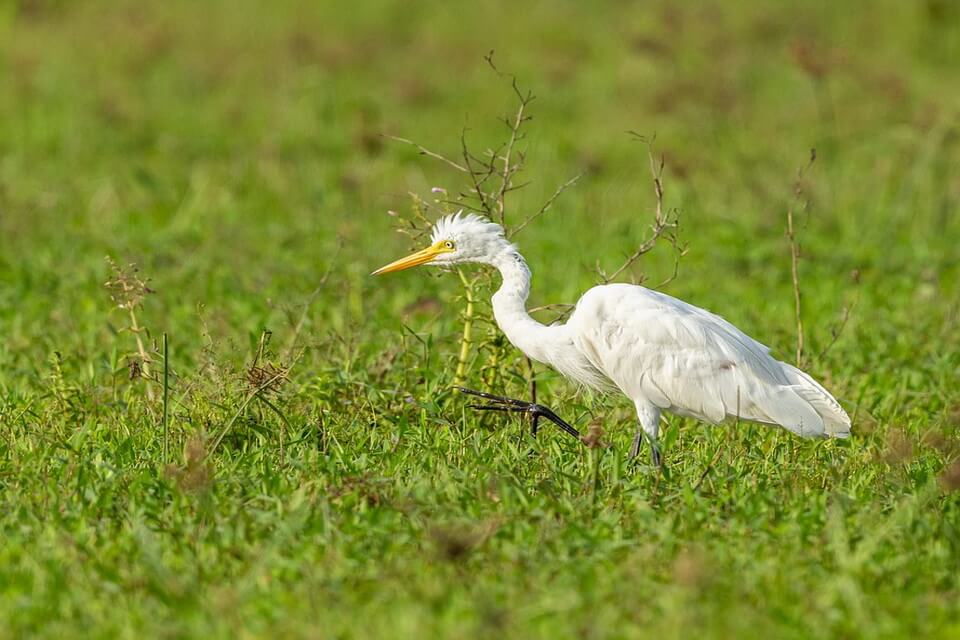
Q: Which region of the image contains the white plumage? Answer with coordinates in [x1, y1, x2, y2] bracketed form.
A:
[374, 212, 851, 462]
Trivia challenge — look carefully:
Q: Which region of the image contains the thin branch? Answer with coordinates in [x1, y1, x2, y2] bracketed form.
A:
[816, 298, 857, 362]
[597, 134, 681, 285]
[655, 236, 689, 290]
[494, 81, 535, 227]
[502, 179, 533, 194]
[483, 49, 508, 80]
[527, 303, 576, 314]
[511, 172, 584, 237]
[460, 126, 497, 218]
[528, 302, 577, 325]
[786, 148, 817, 366]
[470, 144, 503, 192]
[384, 134, 468, 173]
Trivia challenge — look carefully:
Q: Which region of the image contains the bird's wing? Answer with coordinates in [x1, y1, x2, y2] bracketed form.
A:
[568, 284, 848, 437]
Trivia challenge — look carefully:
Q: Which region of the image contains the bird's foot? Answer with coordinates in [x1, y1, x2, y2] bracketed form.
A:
[453, 387, 581, 440]
[650, 443, 662, 468]
[630, 430, 663, 468]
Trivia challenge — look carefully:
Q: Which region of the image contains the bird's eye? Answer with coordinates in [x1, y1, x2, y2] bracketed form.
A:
[444, 241, 455, 250]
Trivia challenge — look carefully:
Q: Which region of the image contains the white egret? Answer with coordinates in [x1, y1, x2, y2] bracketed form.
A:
[373, 212, 851, 464]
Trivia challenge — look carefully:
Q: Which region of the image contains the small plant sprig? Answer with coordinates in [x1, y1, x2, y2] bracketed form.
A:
[207, 330, 295, 460]
[384, 55, 685, 396]
[105, 257, 157, 400]
[246, 330, 291, 398]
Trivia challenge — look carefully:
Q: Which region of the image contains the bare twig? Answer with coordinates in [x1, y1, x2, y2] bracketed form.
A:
[786, 148, 817, 366]
[816, 298, 857, 362]
[510, 172, 584, 237]
[383, 134, 468, 173]
[597, 134, 684, 285]
[459, 126, 497, 218]
[526, 355, 537, 408]
[527, 302, 576, 314]
[528, 302, 577, 325]
[162, 333, 169, 464]
[494, 79, 534, 226]
[655, 239, 688, 289]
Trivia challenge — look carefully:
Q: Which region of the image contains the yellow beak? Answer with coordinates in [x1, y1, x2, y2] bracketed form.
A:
[371, 242, 451, 275]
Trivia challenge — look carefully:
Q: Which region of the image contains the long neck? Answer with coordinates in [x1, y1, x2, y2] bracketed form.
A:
[488, 249, 561, 363]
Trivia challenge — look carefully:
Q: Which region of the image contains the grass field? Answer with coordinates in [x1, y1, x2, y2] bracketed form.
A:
[2, 1, 960, 637]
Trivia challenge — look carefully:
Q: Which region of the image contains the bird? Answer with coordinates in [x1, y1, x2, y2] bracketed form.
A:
[373, 212, 851, 464]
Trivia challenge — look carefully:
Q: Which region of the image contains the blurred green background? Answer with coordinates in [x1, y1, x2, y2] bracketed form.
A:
[1, 1, 959, 638]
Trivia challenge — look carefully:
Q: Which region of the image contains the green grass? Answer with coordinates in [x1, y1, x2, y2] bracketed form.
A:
[2, 0, 960, 637]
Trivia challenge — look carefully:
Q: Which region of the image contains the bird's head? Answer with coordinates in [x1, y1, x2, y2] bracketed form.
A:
[372, 212, 511, 275]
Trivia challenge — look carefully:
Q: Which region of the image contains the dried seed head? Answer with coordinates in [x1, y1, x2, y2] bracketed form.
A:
[580, 420, 607, 449]
[880, 428, 914, 465]
[104, 257, 154, 310]
[922, 430, 957, 457]
[938, 460, 960, 493]
[163, 434, 213, 494]
[428, 520, 500, 563]
[245, 362, 290, 396]
[947, 403, 960, 428]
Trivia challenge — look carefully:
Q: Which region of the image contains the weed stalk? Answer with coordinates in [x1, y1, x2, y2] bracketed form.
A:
[454, 268, 475, 386]
[163, 332, 169, 464]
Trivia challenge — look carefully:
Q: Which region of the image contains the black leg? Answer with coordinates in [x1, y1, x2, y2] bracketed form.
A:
[650, 442, 662, 467]
[629, 429, 643, 459]
[630, 426, 662, 467]
[453, 387, 580, 439]
[528, 363, 539, 438]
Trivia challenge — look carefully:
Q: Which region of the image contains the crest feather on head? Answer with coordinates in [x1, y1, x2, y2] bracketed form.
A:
[430, 211, 505, 244]
[421, 210, 520, 265]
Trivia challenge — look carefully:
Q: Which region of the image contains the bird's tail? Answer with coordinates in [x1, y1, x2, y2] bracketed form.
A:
[760, 363, 851, 439]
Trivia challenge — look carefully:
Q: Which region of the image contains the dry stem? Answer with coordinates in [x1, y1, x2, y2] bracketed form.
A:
[454, 268, 476, 386]
[509, 172, 584, 238]
[786, 149, 817, 366]
[383, 135, 467, 173]
[128, 309, 155, 401]
[596, 134, 685, 286]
